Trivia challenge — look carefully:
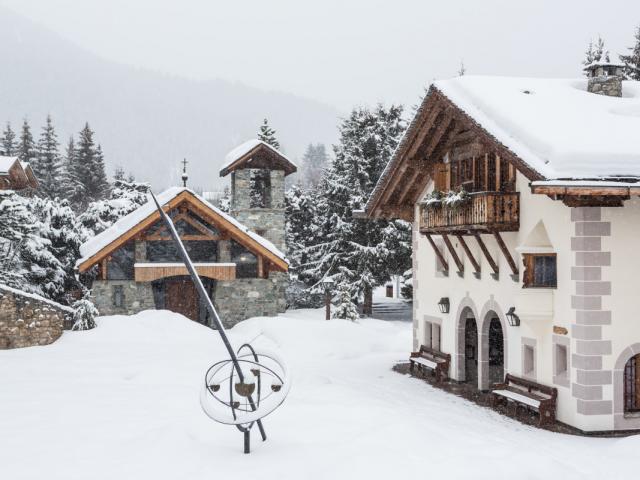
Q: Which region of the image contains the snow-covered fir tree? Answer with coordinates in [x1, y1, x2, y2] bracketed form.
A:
[34, 115, 62, 198]
[17, 119, 37, 163]
[620, 25, 640, 80]
[2, 122, 16, 156]
[332, 282, 360, 321]
[29, 196, 85, 303]
[113, 166, 126, 181]
[258, 118, 280, 149]
[0, 191, 67, 300]
[583, 36, 609, 75]
[301, 143, 329, 188]
[73, 123, 110, 208]
[71, 294, 99, 331]
[60, 136, 85, 210]
[458, 60, 466, 76]
[78, 179, 151, 237]
[300, 104, 409, 311]
[217, 186, 231, 213]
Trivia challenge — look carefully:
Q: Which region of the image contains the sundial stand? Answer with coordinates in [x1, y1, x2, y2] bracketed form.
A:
[151, 192, 268, 453]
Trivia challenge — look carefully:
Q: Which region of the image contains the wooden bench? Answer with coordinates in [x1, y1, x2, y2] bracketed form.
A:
[491, 374, 557, 426]
[409, 345, 451, 383]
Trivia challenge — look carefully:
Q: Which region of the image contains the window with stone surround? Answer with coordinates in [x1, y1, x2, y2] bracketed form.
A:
[112, 285, 124, 308]
[523, 344, 535, 378]
[555, 344, 568, 377]
[522, 253, 557, 288]
[624, 354, 640, 413]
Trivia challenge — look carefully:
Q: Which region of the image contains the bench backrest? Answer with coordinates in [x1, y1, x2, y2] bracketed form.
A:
[418, 345, 451, 362]
[504, 373, 557, 399]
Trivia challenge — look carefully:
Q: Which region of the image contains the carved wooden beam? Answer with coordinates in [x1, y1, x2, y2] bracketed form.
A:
[397, 169, 428, 206]
[456, 234, 480, 276]
[425, 233, 448, 273]
[442, 234, 464, 275]
[473, 233, 499, 278]
[406, 106, 444, 159]
[492, 231, 518, 277]
[380, 164, 410, 205]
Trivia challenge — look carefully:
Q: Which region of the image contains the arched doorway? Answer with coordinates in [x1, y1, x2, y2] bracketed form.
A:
[624, 354, 640, 413]
[464, 317, 478, 385]
[488, 317, 505, 386]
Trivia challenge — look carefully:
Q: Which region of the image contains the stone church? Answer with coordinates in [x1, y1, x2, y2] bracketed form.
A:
[77, 140, 296, 327]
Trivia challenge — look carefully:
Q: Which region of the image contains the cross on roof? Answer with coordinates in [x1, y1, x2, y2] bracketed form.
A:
[181, 158, 188, 187]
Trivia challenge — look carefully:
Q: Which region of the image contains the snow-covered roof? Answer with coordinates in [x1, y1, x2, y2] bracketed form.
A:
[0, 283, 74, 313]
[583, 59, 625, 70]
[220, 139, 297, 176]
[77, 187, 287, 269]
[0, 156, 18, 174]
[432, 76, 640, 180]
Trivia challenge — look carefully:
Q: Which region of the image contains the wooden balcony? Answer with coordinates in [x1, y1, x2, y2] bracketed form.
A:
[134, 263, 236, 282]
[419, 191, 519, 234]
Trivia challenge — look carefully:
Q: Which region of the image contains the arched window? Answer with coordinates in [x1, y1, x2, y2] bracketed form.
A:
[624, 354, 640, 413]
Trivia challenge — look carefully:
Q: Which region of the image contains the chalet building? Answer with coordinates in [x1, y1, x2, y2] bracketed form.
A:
[77, 140, 295, 327]
[0, 156, 38, 190]
[366, 65, 640, 432]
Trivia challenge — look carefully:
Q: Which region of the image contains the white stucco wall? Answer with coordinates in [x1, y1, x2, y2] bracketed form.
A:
[412, 172, 640, 432]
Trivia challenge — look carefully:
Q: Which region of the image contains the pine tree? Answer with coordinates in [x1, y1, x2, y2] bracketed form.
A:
[78, 179, 150, 237]
[621, 25, 640, 80]
[332, 282, 360, 321]
[2, 122, 16, 156]
[34, 115, 62, 198]
[458, 60, 466, 76]
[17, 119, 36, 163]
[301, 143, 329, 188]
[71, 294, 99, 331]
[74, 123, 110, 208]
[300, 104, 409, 313]
[583, 37, 610, 75]
[113, 166, 126, 181]
[60, 136, 85, 209]
[258, 118, 281, 149]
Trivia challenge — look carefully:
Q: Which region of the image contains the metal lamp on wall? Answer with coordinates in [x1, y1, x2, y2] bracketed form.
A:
[506, 307, 520, 327]
[437, 297, 450, 314]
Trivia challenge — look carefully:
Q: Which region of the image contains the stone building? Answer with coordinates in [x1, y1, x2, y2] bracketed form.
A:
[0, 284, 72, 349]
[365, 73, 640, 432]
[77, 140, 295, 327]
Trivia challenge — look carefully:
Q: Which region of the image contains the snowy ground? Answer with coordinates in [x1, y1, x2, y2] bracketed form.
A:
[1, 309, 638, 479]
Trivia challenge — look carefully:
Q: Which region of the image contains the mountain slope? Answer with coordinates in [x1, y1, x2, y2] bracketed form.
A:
[0, 7, 340, 189]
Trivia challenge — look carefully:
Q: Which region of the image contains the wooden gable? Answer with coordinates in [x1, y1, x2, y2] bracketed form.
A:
[77, 190, 288, 274]
[365, 86, 544, 222]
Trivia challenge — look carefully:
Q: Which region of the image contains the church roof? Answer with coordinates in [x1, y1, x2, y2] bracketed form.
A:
[76, 187, 288, 273]
[219, 139, 297, 177]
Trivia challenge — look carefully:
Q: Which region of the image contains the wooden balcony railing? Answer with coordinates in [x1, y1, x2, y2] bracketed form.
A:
[419, 191, 520, 233]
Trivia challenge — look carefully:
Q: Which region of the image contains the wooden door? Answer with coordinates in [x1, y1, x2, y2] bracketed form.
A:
[165, 277, 198, 321]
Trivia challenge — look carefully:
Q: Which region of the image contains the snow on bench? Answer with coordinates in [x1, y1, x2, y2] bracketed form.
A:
[411, 357, 439, 370]
[492, 389, 541, 408]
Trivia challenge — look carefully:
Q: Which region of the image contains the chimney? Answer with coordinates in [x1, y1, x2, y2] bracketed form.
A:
[584, 61, 624, 97]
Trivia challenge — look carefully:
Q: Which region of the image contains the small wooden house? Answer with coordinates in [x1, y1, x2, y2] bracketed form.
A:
[0, 156, 38, 191]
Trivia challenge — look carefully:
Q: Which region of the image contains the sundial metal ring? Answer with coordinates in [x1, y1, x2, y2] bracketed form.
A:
[200, 343, 291, 427]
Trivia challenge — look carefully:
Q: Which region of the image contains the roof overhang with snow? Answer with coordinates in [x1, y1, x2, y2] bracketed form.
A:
[76, 188, 288, 274]
[366, 76, 640, 219]
[219, 139, 297, 177]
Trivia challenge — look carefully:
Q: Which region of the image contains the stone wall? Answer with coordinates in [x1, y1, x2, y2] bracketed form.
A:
[231, 168, 287, 253]
[0, 285, 72, 349]
[91, 280, 155, 316]
[215, 277, 283, 327]
[587, 76, 622, 97]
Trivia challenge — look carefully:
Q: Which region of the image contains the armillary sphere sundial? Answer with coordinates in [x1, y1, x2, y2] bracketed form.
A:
[151, 192, 291, 454]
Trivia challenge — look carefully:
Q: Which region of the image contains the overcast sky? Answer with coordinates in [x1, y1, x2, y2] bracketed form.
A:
[2, 0, 639, 111]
